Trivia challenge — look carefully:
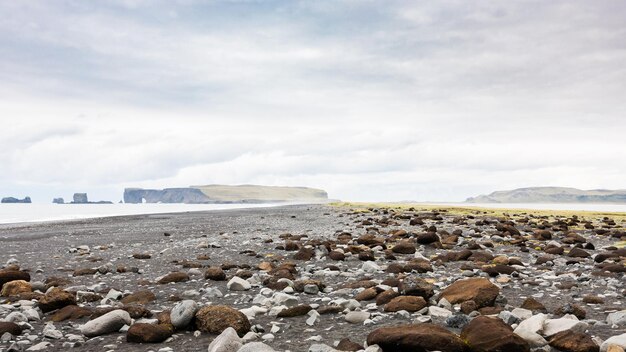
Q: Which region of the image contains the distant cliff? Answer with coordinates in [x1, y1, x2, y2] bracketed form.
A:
[1, 196, 32, 204]
[466, 187, 626, 203]
[124, 185, 329, 204]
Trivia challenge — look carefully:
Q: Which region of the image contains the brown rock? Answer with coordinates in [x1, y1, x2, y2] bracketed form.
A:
[1, 280, 32, 296]
[0, 270, 30, 290]
[400, 277, 435, 299]
[73, 268, 97, 276]
[392, 241, 416, 254]
[204, 267, 226, 281]
[127, 323, 172, 343]
[367, 323, 469, 352]
[460, 316, 529, 352]
[548, 329, 599, 352]
[521, 297, 547, 313]
[329, 251, 346, 261]
[317, 305, 344, 315]
[277, 305, 312, 317]
[440, 278, 499, 308]
[44, 276, 72, 289]
[50, 305, 93, 322]
[554, 303, 586, 320]
[293, 247, 315, 260]
[336, 338, 363, 351]
[258, 262, 273, 271]
[376, 289, 400, 306]
[0, 321, 23, 336]
[132, 253, 152, 259]
[157, 272, 189, 284]
[384, 296, 428, 312]
[38, 287, 76, 313]
[195, 305, 251, 336]
[582, 295, 604, 304]
[567, 247, 590, 258]
[355, 287, 379, 301]
[416, 232, 440, 244]
[460, 300, 478, 314]
[120, 290, 156, 305]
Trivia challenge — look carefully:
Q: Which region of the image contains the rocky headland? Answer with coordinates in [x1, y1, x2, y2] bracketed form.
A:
[0, 204, 625, 352]
[467, 187, 626, 203]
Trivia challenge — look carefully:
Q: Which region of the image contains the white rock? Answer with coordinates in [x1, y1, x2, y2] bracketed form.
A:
[171, 300, 199, 329]
[26, 342, 52, 351]
[365, 345, 383, 352]
[607, 311, 626, 327]
[4, 312, 27, 323]
[306, 310, 320, 326]
[227, 277, 252, 291]
[43, 323, 63, 339]
[207, 327, 242, 352]
[361, 262, 381, 273]
[428, 306, 452, 318]
[511, 308, 533, 320]
[308, 344, 340, 352]
[513, 314, 548, 347]
[345, 311, 370, 324]
[542, 317, 588, 337]
[80, 309, 131, 337]
[238, 342, 276, 352]
[600, 333, 626, 352]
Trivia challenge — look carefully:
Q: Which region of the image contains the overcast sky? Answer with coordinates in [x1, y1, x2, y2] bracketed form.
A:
[1, 1, 625, 203]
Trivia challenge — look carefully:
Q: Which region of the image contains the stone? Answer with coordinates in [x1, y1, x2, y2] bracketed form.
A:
[439, 278, 499, 308]
[127, 323, 173, 343]
[392, 241, 416, 254]
[460, 316, 530, 352]
[120, 290, 156, 305]
[157, 272, 189, 284]
[384, 296, 427, 312]
[207, 327, 242, 352]
[227, 276, 251, 291]
[543, 317, 588, 337]
[195, 305, 251, 336]
[43, 323, 63, 339]
[80, 309, 132, 337]
[549, 330, 599, 352]
[600, 333, 626, 352]
[170, 300, 199, 329]
[0, 322, 22, 336]
[50, 305, 92, 322]
[0, 280, 32, 296]
[607, 311, 626, 327]
[400, 277, 435, 299]
[336, 338, 363, 351]
[367, 324, 469, 352]
[513, 314, 548, 347]
[38, 287, 76, 313]
[205, 267, 227, 281]
[520, 297, 547, 313]
[238, 342, 276, 352]
[0, 270, 30, 290]
[277, 305, 312, 317]
[345, 311, 370, 324]
[26, 342, 52, 351]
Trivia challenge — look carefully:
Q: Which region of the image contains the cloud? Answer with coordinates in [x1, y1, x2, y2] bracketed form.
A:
[0, 1, 625, 202]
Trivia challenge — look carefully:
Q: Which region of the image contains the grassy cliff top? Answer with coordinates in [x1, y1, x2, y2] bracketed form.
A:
[192, 184, 328, 202]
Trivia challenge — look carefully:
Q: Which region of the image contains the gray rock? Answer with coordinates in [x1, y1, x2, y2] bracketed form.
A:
[600, 333, 626, 352]
[227, 277, 251, 291]
[207, 327, 242, 352]
[171, 300, 199, 329]
[4, 312, 28, 323]
[25, 342, 52, 351]
[445, 313, 471, 328]
[607, 310, 626, 327]
[80, 309, 131, 337]
[345, 311, 370, 324]
[308, 344, 340, 352]
[42, 323, 63, 339]
[498, 311, 520, 325]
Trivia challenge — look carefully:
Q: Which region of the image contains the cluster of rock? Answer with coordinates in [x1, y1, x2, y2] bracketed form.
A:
[0, 197, 31, 204]
[68, 193, 112, 205]
[0, 205, 625, 352]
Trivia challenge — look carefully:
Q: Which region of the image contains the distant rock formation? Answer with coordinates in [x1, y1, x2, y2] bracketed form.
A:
[52, 198, 65, 204]
[124, 185, 329, 204]
[466, 187, 626, 203]
[70, 193, 113, 204]
[1, 196, 32, 204]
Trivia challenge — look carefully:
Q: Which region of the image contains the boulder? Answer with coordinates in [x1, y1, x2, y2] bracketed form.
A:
[227, 276, 251, 291]
[277, 305, 312, 318]
[549, 330, 599, 352]
[50, 305, 93, 322]
[460, 316, 530, 352]
[600, 333, 626, 352]
[80, 309, 132, 337]
[384, 296, 428, 312]
[205, 267, 227, 281]
[171, 300, 199, 329]
[38, 287, 76, 313]
[157, 272, 189, 284]
[0, 269, 30, 290]
[195, 305, 251, 336]
[439, 278, 499, 308]
[207, 327, 242, 352]
[1, 280, 32, 296]
[127, 323, 172, 343]
[0, 322, 23, 336]
[366, 323, 469, 352]
[344, 311, 370, 324]
[120, 290, 156, 305]
[238, 342, 276, 352]
[513, 314, 548, 347]
[607, 310, 626, 327]
[543, 317, 588, 337]
[392, 241, 416, 254]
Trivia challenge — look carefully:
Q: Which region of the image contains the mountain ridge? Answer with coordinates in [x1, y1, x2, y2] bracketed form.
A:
[466, 187, 626, 203]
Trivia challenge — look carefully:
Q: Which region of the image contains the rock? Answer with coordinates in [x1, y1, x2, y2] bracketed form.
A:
[367, 324, 468, 352]
[127, 323, 172, 343]
[601, 333, 626, 352]
[336, 338, 363, 351]
[205, 267, 227, 281]
[543, 317, 588, 337]
[445, 314, 472, 328]
[345, 311, 370, 324]
[207, 327, 242, 352]
[72, 193, 88, 203]
[520, 297, 547, 313]
[0, 280, 32, 296]
[50, 305, 92, 322]
[549, 330, 599, 352]
[554, 303, 586, 320]
[0, 322, 22, 336]
[439, 278, 499, 308]
[227, 276, 251, 291]
[460, 316, 529, 352]
[1, 196, 31, 203]
[513, 314, 548, 347]
[568, 247, 591, 258]
[392, 241, 416, 254]
[416, 232, 440, 244]
[80, 309, 132, 337]
[384, 296, 428, 312]
[170, 300, 199, 329]
[238, 342, 276, 352]
[400, 277, 434, 299]
[120, 290, 156, 305]
[38, 287, 76, 313]
[157, 272, 189, 284]
[26, 342, 52, 351]
[376, 289, 400, 305]
[195, 305, 251, 336]
[607, 310, 626, 327]
[277, 305, 312, 318]
[43, 323, 63, 339]
[429, 306, 453, 318]
[0, 269, 30, 290]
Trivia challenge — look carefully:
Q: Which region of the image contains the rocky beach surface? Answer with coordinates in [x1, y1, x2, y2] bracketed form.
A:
[0, 204, 625, 352]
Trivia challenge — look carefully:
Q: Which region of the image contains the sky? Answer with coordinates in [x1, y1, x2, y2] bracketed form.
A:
[1, 0, 625, 203]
